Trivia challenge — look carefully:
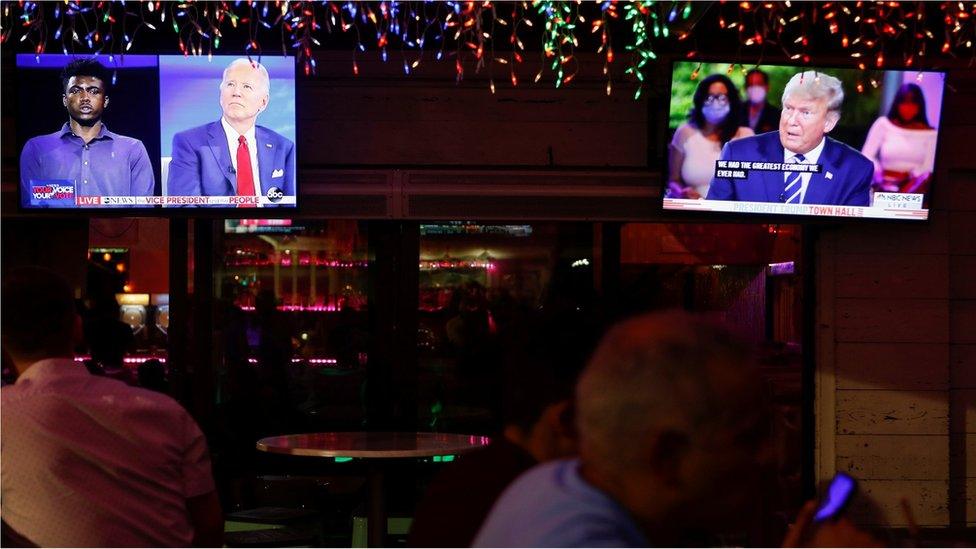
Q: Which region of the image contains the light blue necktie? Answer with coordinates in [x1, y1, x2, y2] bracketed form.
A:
[782, 153, 806, 204]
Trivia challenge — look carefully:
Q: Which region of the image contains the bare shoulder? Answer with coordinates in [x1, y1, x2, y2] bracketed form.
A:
[671, 123, 696, 146]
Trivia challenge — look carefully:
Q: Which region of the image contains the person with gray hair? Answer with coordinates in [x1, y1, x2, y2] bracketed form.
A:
[167, 57, 295, 205]
[707, 69, 873, 206]
[474, 311, 881, 547]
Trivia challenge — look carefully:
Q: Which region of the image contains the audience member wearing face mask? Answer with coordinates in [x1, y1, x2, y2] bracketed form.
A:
[668, 74, 754, 199]
[860, 83, 937, 195]
[739, 68, 782, 134]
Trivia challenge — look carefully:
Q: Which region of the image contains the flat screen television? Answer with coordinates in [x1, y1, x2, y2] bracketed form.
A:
[663, 61, 945, 221]
[16, 54, 296, 209]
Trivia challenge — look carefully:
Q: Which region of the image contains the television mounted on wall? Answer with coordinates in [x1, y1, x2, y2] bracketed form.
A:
[16, 53, 297, 210]
[663, 60, 946, 222]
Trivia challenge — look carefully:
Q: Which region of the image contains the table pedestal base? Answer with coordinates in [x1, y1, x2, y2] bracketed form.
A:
[367, 464, 386, 547]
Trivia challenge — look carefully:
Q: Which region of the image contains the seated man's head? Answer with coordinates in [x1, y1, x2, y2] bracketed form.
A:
[219, 58, 270, 129]
[779, 70, 844, 155]
[254, 288, 278, 317]
[1, 267, 81, 372]
[499, 313, 603, 461]
[138, 358, 168, 393]
[575, 311, 770, 535]
[61, 58, 111, 127]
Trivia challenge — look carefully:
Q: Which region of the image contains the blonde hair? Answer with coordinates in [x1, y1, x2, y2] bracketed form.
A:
[782, 70, 844, 114]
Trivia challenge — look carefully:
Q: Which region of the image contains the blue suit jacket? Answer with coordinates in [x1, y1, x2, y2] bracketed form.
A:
[706, 131, 872, 206]
[167, 121, 295, 203]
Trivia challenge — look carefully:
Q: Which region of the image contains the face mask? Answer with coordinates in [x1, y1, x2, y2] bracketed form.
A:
[898, 103, 920, 122]
[746, 85, 767, 104]
[702, 104, 730, 125]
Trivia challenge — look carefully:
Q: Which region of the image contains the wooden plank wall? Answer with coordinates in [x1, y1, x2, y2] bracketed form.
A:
[304, 53, 648, 169]
[949, 166, 976, 526]
[816, 68, 976, 527]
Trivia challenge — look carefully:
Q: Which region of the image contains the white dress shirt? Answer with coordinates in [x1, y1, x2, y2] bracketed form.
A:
[861, 116, 937, 176]
[222, 117, 263, 198]
[1, 358, 216, 547]
[783, 136, 826, 203]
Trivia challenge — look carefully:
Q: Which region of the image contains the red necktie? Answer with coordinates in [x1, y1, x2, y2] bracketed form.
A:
[236, 135, 256, 208]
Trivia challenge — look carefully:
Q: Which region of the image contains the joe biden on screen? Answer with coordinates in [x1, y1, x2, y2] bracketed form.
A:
[166, 58, 295, 206]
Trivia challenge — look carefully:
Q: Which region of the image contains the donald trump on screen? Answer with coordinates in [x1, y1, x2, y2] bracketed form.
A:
[706, 70, 873, 206]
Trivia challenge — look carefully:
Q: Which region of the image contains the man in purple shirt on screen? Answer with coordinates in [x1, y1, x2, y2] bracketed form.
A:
[19, 58, 155, 207]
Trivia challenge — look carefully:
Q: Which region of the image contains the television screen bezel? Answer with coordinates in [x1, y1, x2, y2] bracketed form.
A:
[659, 56, 948, 226]
[14, 53, 300, 217]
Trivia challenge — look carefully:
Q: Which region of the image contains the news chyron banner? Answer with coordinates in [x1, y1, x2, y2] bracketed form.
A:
[664, 159, 927, 220]
[663, 195, 928, 220]
[29, 180, 295, 207]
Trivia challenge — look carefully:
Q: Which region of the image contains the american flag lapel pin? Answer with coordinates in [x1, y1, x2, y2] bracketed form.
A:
[825, 171, 833, 180]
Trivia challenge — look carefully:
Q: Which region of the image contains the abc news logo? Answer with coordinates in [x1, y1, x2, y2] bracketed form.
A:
[266, 186, 284, 203]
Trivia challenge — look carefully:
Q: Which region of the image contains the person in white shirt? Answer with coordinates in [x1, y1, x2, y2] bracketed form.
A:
[1, 267, 222, 547]
[668, 74, 754, 199]
[861, 83, 938, 194]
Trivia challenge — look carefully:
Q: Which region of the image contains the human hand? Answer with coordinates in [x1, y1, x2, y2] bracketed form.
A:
[871, 181, 899, 193]
[903, 173, 929, 194]
[667, 182, 703, 199]
[782, 500, 883, 548]
[667, 182, 687, 198]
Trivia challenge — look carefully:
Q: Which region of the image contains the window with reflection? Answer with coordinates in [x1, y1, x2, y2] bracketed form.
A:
[618, 222, 805, 539]
[618, 223, 802, 346]
[83, 219, 170, 388]
[214, 219, 370, 437]
[417, 222, 596, 434]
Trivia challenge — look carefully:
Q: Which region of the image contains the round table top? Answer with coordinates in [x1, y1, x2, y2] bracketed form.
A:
[256, 432, 492, 458]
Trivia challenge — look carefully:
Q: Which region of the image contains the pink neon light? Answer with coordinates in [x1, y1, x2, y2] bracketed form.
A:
[419, 261, 496, 271]
[246, 358, 338, 365]
[73, 356, 167, 364]
[226, 258, 368, 268]
[237, 305, 341, 312]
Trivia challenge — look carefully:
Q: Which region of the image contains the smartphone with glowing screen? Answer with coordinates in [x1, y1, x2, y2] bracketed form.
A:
[813, 472, 857, 523]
